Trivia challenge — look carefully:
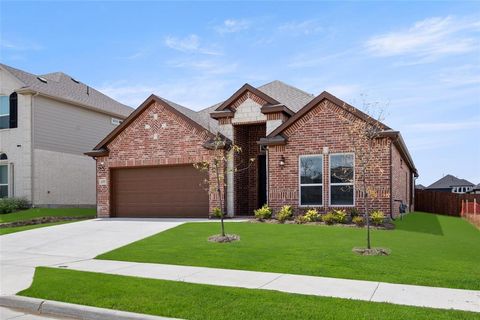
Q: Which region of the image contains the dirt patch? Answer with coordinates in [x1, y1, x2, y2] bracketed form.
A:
[0, 216, 93, 229]
[352, 247, 391, 256]
[208, 234, 240, 243]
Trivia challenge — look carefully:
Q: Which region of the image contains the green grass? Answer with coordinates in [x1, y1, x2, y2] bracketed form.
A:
[19, 267, 477, 320]
[97, 212, 480, 290]
[0, 208, 95, 223]
[0, 221, 75, 235]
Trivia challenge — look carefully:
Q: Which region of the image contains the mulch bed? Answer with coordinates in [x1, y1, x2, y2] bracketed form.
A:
[0, 216, 93, 229]
[208, 234, 240, 243]
[352, 247, 391, 256]
[249, 219, 395, 230]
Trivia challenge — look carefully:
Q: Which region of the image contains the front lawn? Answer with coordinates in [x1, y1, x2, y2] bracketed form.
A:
[19, 267, 477, 320]
[0, 208, 95, 223]
[0, 221, 73, 235]
[0, 208, 96, 235]
[97, 212, 480, 290]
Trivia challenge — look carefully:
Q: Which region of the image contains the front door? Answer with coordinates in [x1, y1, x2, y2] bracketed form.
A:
[258, 154, 267, 208]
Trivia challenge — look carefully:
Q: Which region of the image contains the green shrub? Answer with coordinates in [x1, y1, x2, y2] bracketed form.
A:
[295, 215, 308, 224]
[370, 210, 385, 225]
[332, 209, 348, 224]
[348, 208, 360, 217]
[0, 197, 30, 214]
[276, 205, 293, 223]
[352, 216, 365, 227]
[304, 209, 320, 222]
[210, 207, 223, 219]
[322, 212, 336, 225]
[254, 204, 272, 220]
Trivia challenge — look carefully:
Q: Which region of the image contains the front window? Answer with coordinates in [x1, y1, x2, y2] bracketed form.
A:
[0, 164, 8, 198]
[330, 153, 354, 206]
[0, 96, 9, 129]
[299, 155, 323, 206]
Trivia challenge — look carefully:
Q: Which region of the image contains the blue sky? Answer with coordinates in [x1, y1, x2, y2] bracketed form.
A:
[1, 1, 479, 185]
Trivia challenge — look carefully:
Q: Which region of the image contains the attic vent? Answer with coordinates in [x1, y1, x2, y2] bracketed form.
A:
[71, 77, 80, 84]
[37, 76, 48, 83]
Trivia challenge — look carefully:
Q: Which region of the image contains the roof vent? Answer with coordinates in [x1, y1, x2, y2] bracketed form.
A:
[37, 76, 48, 83]
[71, 77, 80, 84]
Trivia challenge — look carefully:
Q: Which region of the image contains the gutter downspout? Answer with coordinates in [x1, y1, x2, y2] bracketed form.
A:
[30, 91, 39, 207]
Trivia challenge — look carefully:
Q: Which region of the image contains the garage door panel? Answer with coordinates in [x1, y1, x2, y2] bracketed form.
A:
[111, 165, 209, 218]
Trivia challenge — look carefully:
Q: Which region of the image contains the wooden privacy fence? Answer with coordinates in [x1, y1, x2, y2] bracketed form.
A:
[461, 198, 480, 228]
[415, 189, 480, 216]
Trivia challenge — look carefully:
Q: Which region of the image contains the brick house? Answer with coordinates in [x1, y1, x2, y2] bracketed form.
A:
[86, 81, 417, 218]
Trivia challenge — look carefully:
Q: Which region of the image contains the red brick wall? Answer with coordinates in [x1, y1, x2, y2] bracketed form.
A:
[391, 144, 412, 215]
[268, 100, 393, 216]
[233, 123, 266, 215]
[95, 101, 222, 217]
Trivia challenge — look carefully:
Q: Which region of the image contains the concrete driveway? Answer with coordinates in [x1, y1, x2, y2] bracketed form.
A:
[0, 218, 189, 295]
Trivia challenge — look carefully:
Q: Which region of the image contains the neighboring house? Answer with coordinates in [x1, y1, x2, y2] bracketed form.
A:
[0, 63, 133, 207]
[87, 81, 417, 218]
[415, 184, 426, 190]
[426, 174, 475, 194]
[466, 184, 480, 195]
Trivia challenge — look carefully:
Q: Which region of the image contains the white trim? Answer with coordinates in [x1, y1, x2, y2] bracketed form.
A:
[298, 154, 323, 207]
[329, 152, 355, 207]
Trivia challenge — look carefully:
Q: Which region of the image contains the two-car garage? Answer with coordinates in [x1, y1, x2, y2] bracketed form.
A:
[110, 165, 209, 218]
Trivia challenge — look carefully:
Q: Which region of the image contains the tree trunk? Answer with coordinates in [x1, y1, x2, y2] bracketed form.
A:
[214, 160, 225, 237]
[363, 169, 371, 249]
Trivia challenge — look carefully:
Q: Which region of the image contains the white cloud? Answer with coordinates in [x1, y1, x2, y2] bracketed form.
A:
[1, 38, 43, 51]
[278, 20, 323, 35]
[167, 59, 238, 75]
[406, 120, 480, 133]
[365, 16, 480, 61]
[215, 19, 250, 34]
[164, 34, 221, 55]
[98, 78, 235, 109]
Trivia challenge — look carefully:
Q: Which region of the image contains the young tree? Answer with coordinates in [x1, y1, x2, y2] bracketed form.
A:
[194, 132, 254, 238]
[338, 97, 389, 249]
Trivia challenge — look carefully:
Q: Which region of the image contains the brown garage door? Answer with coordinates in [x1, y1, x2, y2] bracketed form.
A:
[111, 165, 209, 218]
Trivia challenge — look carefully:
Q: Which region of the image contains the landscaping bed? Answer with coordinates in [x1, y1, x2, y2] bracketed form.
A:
[19, 267, 478, 320]
[97, 212, 480, 290]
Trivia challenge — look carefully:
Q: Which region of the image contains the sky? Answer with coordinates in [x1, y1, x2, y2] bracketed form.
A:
[1, 1, 479, 186]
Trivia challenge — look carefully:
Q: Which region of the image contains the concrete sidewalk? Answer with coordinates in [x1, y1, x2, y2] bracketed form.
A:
[55, 259, 480, 313]
[0, 218, 189, 295]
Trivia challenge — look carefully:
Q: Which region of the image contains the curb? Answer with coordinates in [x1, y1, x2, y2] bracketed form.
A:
[0, 295, 181, 320]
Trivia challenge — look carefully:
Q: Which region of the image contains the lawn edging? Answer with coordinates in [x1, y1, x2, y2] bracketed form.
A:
[0, 295, 179, 320]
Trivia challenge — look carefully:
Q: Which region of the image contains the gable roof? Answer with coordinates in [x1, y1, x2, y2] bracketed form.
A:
[0, 63, 133, 118]
[427, 175, 475, 189]
[92, 94, 215, 151]
[214, 83, 281, 112]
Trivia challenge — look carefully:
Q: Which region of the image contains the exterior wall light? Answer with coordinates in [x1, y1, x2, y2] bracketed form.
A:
[279, 155, 286, 168]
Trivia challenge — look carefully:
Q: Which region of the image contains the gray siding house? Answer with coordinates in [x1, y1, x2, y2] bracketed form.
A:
[426, 174, 476, 194]
[0, 63, 133, 207]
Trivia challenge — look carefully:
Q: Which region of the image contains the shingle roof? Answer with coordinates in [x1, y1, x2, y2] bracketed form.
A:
[257, 80, 315, 112]
[426, 174, 475, 189]
[1, 63, 133, 118]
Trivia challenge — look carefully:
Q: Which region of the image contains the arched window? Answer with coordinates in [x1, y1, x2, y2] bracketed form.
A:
[0, 153, 8, 198]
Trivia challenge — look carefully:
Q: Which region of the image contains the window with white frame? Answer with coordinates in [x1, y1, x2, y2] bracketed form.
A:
[0, 96, 9, 129]
[330, 153, 354, 206]
[0, 164, 8, 198]
[299, 155, 323, 206]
